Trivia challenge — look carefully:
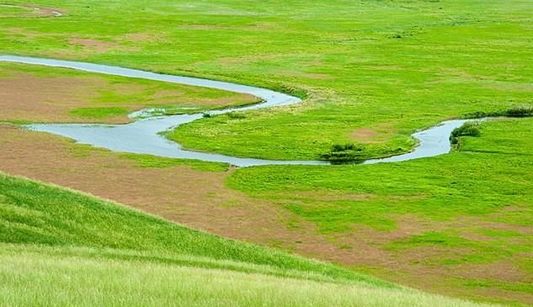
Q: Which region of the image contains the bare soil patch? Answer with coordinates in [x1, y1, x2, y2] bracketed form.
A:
[0, 70, 258, 124]
[30, 5, 63, 17]
[0, 74, 98, 123]
[349, 123, 396, 144]
[350, 128, 378, 141]
[69, 38, 119, 53]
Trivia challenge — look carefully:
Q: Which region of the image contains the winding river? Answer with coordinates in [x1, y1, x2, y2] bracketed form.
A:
[0, 55, 473, 167]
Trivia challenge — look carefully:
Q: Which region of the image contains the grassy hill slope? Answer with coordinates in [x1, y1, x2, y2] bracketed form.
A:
[0, 173, 485, 306]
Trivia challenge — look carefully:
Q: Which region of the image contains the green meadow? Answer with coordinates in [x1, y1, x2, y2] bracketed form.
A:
[0, 0, 531, 305]
[227, 118, 532, 302]
[1, 0, 530, 158]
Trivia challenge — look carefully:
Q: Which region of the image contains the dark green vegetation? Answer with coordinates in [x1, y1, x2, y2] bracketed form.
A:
[465, 106, 533, 119]
[450, 122, 480, 146]
[320, 143, 366, 164]
[228, 118, 533, 304]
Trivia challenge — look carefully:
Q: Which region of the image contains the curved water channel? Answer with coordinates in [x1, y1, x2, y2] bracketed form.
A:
[0, 55, 475, 167]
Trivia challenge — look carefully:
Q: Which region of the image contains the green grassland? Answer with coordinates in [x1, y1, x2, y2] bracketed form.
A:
[228, 118, 533, 304]
[1, 0, 531, 159]
[0, 173, 487, 306]
[0, 0, 531, 305]
[0, 172, 360, 280]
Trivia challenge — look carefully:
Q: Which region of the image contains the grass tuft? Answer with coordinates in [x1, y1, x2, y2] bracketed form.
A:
[450, 122, 481, 146]
[320, 143, 366, 164]
[464, 106, 533, 119]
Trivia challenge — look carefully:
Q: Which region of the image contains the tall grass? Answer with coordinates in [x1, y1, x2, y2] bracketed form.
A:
[0, 245, 488, 307]
[0, 174, 490, 306]
[320, 143, 366, 164]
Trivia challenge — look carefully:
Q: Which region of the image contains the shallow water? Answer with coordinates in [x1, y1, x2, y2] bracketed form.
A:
[0, 55, 477, 167]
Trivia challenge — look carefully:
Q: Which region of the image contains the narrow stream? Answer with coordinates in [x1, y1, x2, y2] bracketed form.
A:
[0, 55, 475, 167]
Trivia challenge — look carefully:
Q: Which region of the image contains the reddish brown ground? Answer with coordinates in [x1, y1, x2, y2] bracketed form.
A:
[69, 38, 118, 53]
[0, 72, 257, 124]
[349, 124, 396, 144]
[0, 124, 531, 305]
[350, 128, 378, 142]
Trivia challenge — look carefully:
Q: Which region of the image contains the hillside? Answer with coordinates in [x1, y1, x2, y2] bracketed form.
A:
[0, 173, 486, 306]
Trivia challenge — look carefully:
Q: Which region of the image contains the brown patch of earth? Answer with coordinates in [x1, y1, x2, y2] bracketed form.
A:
[2, 27, 43, 39]
[0, 74, 99, 123]
[349, 123, 396, 144]
[457, 260, 529, 282]
[350, 128, 378, 141]
[31, 5, 63, 17]
[0, 70, 257, 124]
[121, 32, 168, 44]
[326, 215, 533, 305]
[69, 38, 120, 53]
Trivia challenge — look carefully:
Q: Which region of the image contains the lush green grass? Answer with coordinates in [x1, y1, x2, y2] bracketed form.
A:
[64, 142, 229, 172]
[1, 0, 531, 159]
[69, 106, 128, 119]
[0, 245, 487, 307]
[119, 153, 229, 172]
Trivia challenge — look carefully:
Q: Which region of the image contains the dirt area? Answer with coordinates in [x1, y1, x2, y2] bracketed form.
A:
[31, 5, 63, 17]
[349, 124, 396, 144]
[0, 72, 257, 124]
[0, 125, 530, 304]
[329, 215, 533, 304]
[350, 128, 378, 141]
[69, 38, 118, 53]
[0, 74, 98, 122]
